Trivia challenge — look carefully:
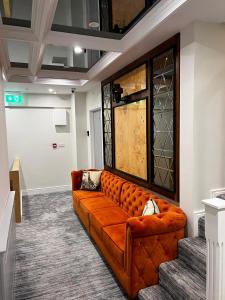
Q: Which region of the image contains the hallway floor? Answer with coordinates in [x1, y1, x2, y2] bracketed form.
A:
[14, 192, 127, 300]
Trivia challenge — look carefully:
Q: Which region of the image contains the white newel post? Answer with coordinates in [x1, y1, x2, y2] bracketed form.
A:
[202, 198, 225, 300]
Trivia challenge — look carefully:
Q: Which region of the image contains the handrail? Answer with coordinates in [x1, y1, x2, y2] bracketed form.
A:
[9, 159, 22, 223]
[10, 159, 20, 172]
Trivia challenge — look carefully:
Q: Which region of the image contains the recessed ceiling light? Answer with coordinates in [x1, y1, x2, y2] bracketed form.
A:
[49, 88, 54, 93]
[74, 46, 83, 54]
[89, 21, 99, 28]
[53, 91, 57, 94]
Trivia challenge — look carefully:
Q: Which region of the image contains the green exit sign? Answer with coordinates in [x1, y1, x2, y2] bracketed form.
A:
[5, 94, 23, 105]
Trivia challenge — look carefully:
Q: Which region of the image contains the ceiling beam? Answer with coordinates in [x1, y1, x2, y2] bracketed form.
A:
[0, 25, 36, 42]
[0, 40, 11, 80]
[8, 67, 32, 78]
[35, 77, 87, 87]
[31, 0, 58, 40]
[8, 75, 33, 83]
[121, 0, 188, 51]
[87, 52, 122, 80]
[46, 31, 124, 52]
[37, 69, 89, 81]
[29, 0, 58, 76]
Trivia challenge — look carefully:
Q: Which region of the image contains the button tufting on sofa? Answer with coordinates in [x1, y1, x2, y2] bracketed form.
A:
[71, 169, 186, 299]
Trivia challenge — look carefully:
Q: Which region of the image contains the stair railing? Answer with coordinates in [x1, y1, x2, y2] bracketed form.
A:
[202, 198, 225, 300]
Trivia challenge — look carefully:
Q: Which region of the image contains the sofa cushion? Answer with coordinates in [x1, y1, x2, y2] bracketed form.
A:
[80, 196, 117, 214]
[120, 182, 159, 217]
[80, 170, 102, 190]
[90, 206, 129, 238]
[142, 199, 160, 216]
[100, 171, 125, 205]
[73, 190, 104, 207]
[102, 223, 126, 267]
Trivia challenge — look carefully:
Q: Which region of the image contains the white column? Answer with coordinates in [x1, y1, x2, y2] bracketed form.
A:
[70, 93, 78, 170]
[202, 198, 225, 300]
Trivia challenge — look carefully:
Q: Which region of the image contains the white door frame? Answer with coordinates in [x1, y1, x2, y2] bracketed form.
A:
[89, 108, 104, 169]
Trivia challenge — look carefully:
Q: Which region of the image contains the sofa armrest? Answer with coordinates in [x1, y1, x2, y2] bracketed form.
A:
[71, 170, 83, 191]
[127, 208, 186, 238]
[125, 207, 186, 297]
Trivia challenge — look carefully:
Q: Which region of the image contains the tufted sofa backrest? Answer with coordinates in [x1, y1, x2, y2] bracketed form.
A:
[100, 171, 178, 217]
[154, 198, 181, 215]
[100, 171, 125, 205]
[120, 182, 159, 217]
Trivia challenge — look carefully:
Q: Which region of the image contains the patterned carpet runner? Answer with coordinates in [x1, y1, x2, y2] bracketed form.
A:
[139, 216, 206, 300]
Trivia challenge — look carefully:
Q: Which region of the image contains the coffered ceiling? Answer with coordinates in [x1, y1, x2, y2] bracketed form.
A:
[0, 0, 225, 92]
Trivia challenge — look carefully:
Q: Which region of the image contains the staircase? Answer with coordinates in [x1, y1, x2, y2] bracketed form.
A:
[139, 217, 206, 300]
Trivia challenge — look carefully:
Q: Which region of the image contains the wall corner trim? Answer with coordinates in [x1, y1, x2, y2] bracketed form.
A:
[0, 191, 16, 300]
[0, 191, 15, 253]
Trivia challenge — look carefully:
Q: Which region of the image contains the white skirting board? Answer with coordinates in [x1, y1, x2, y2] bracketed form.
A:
[0, 191, 16, 300]
[22, 185, 71, 196]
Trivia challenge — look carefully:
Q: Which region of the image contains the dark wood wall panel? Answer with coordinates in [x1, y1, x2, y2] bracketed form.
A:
[114, 99, 147, 180]
[102, 34, 180, 202]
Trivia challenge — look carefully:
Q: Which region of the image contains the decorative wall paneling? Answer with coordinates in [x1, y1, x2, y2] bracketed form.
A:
[102, 34, 180, 201]
[114, 99, 147, 179]
[102, 83, 113, 167]
[151, 49, 175, 191]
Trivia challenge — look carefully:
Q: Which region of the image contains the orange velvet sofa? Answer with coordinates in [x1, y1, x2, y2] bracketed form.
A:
[71, 170, 186, 299]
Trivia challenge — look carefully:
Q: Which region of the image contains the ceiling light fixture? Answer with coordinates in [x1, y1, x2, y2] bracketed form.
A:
[48, 88, 54, 93]
[53, 91, 57, 94]
[74, 46, 83, 54]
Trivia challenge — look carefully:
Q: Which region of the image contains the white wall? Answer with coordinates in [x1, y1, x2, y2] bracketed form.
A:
[180, 22, 225, 235]
[5, 94, 75, 193]
[0, 75, 10, 218]
[75, 93, 89, 170]
[86, 83, 102, 168]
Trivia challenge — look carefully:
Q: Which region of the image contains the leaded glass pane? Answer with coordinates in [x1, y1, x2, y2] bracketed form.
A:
[152, 49, 175, 191]
[102, 84, 112, 167]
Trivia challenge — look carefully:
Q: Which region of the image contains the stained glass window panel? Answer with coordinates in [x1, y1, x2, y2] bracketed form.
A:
[152, 49, 175, 191]
[102, 84, 112, 167]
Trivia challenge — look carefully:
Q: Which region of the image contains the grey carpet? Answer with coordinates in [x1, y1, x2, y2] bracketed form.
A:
[178, 237, 206, 279]
[198, 216, 205, 239]
[139, 285, 174, 300]
[159, 259, 206, 300]
[217, 193, 225, 200]
[138, 216, 206, 300]
[14, 191, 127, 300]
